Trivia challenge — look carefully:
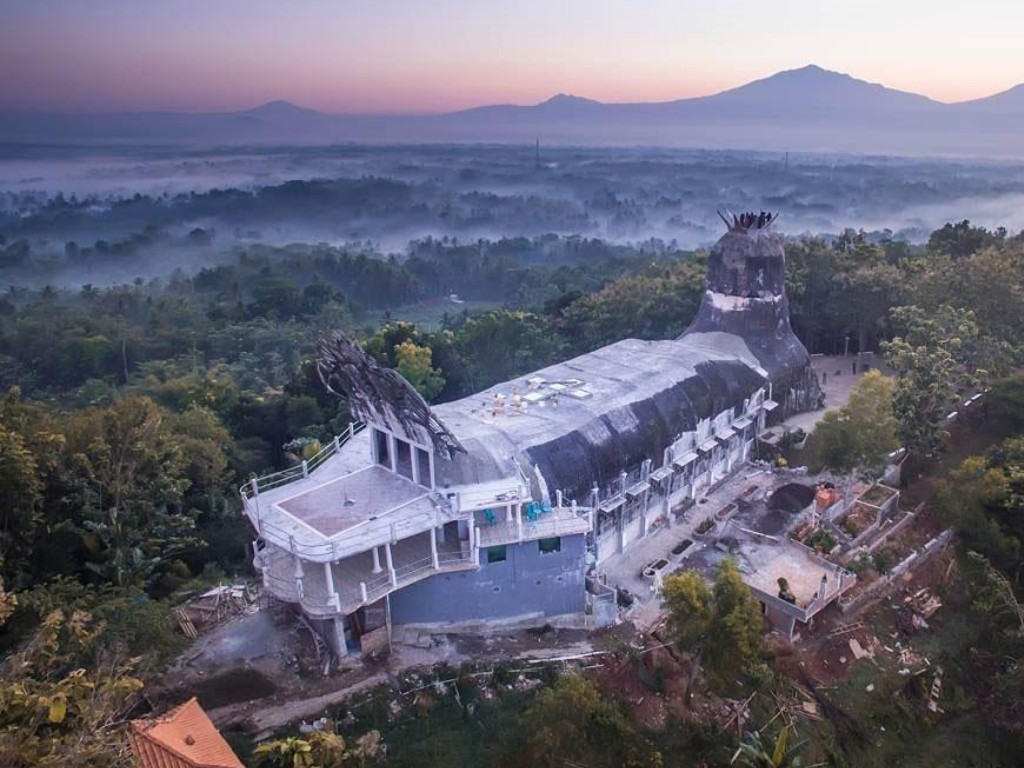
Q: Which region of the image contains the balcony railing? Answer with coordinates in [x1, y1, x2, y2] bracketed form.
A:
[258, 537, 478, 617]
[239, 422, 366, 500]
[476, 505, 592, 548]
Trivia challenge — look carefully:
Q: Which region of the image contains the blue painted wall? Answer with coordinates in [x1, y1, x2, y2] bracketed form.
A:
[389, 534, 587, 624]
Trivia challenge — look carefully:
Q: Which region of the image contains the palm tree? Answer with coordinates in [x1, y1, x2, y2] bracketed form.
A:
[734, 725, 824, 768]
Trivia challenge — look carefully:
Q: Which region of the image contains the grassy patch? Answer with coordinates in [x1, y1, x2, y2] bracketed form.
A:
[334, 684, 535, 768]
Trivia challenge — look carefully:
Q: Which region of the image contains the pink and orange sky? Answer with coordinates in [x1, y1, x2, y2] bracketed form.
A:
[2, 0, 1022, 113]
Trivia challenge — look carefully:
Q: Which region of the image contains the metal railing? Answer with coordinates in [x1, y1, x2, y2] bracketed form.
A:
[363, 571, 393, 605]
[247, 490, 438, 563]
[476, 505, 592, 548]
[300, 590, 341, 616]
[261, 565, 300, 603]
[394, 555, 434, 582]
[239, 422, 366, 500]
[437, 549, 474, 567]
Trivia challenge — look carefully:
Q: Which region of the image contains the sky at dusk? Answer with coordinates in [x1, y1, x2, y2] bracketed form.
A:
[3, 0, 1023, 113]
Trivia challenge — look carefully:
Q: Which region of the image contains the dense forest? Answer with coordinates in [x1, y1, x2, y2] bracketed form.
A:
[3, 170, 1024, 765]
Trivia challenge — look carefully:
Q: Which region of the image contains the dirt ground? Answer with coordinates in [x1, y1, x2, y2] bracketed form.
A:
[156, 607, 616, 737]
[780, 541, 956, 689]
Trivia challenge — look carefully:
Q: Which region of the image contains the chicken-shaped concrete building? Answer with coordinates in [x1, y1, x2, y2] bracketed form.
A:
[241, 212, 820, 658]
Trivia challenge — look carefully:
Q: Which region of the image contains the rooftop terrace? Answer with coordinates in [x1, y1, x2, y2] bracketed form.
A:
[277, 465, 428, 538]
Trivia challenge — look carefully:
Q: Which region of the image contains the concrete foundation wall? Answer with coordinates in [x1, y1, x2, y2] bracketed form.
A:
[313, 614, 348, 659]
[389, 534, 587, 624]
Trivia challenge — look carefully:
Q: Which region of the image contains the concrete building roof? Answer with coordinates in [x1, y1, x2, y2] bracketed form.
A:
[432, 334, 769, 497]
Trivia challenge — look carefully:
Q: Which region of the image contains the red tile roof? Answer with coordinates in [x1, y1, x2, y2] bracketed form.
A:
[129, 697, 244, 768]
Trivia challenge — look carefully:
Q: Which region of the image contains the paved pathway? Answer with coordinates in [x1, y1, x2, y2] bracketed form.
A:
[598, 466, 778, 630]
[598, 355, 888, 629]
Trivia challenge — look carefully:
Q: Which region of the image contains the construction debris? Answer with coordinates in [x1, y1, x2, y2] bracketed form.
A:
[905, 587, 943, 619]
[849, 637, 873, 660]
[827, 621, 865, 638]
[927, 667, 944, 713]
[175, 584, 257, 638]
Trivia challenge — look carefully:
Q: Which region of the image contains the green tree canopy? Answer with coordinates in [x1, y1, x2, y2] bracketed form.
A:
[661, 559, 768, 694]
[394, 341, 445, 401]
[514, 672, 662, 768]
[882, 305, 982, 455]
[814, 370, 899, 479]
[0, 579, 145, 768]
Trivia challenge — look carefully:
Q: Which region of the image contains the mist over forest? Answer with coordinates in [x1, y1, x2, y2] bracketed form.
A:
[4, 143, 1024, 289]
[5, 138, 1024, 767]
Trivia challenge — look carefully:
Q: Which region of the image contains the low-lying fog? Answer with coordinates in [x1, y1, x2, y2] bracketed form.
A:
[3, 144, 1024, 287]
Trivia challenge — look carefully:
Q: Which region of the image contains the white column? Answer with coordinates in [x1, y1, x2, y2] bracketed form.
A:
[428, 451, 436, 490]
[293, 554, 304, 597]
[515, 504, 523, 542]
[359, 582, 368, 603]
[411, 447, 421, 485]
[388, 434, 398, 473]
[555, 489, 563, 509]
[385, 541, 396, 587]
[371, 546, 382, 574]
[332, 615, 347, 658]
[430, 528, 439, 568]
[324, 562, 338, 610]
[252, 491, 261, 531]
[506, 503, 514, 523]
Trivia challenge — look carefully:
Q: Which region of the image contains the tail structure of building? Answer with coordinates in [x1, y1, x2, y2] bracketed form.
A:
[240, 213, 821, 658]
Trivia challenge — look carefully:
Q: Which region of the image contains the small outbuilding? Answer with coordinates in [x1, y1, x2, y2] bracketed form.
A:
[128, 697, 244, 768]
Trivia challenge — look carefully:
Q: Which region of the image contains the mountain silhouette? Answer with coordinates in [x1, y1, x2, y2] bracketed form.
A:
[2, 64, 1022, 156]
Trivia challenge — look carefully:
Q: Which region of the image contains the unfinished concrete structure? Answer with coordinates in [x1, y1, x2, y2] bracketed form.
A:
[240, 212, 822, 657]
[682, 479, 858, 640]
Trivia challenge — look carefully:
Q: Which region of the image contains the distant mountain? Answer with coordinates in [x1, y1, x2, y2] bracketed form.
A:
[448, 66, 942, 123]
[454, 93, 604, 118]
[241, 99, 320, 118]
[680, 64, 941, 117]
[1, 65, 1022, 156]
[954, 83, 1024, 115]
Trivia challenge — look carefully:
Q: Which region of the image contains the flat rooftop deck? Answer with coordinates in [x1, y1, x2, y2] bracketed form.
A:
[277, 465, 429, 537]
[242, 432, 448, 562]
[685, 539, 840, 608]
[737, 543, 836, 606]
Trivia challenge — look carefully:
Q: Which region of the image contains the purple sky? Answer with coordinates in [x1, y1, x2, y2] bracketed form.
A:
[3, 0, 1023, 113]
